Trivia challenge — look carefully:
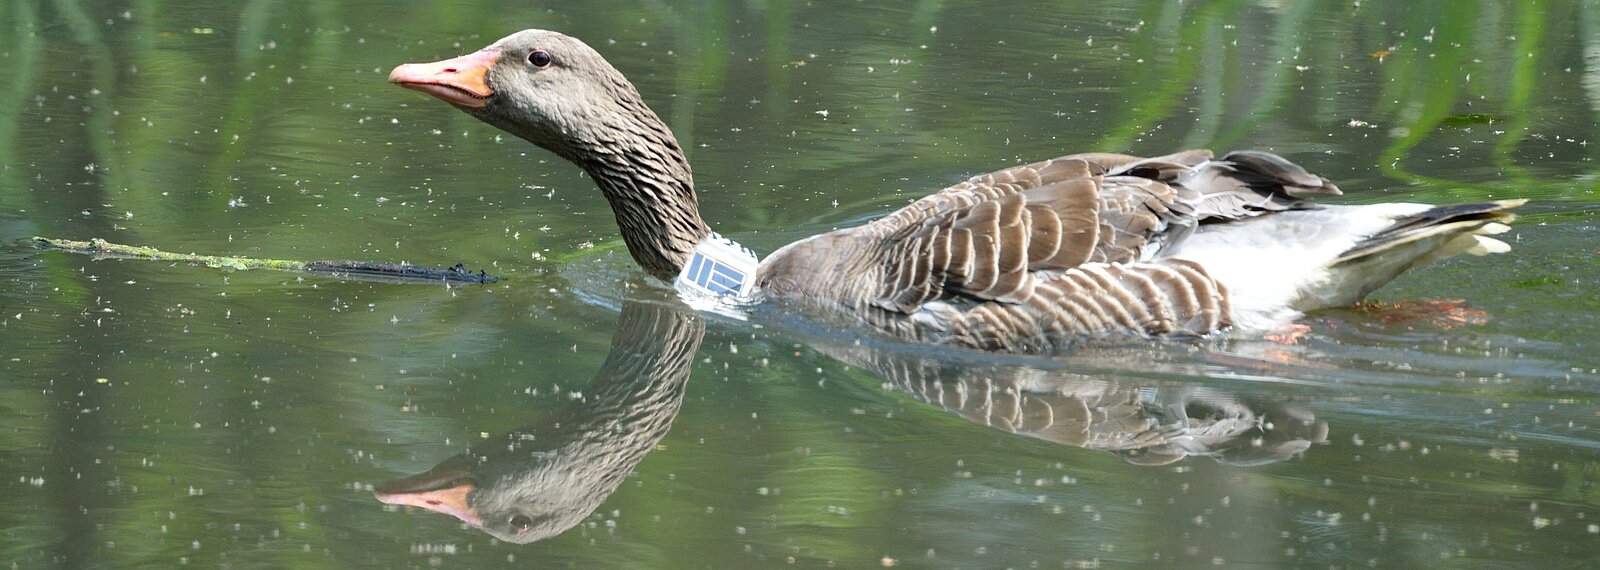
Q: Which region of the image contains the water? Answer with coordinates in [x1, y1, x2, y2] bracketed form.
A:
[2, 1, 1598, 567]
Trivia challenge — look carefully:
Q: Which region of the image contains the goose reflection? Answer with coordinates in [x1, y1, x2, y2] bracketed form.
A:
[818, 341, 1328, 466]
[375, 300, 703, 543]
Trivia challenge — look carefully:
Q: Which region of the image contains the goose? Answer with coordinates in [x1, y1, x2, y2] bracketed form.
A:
[389, 29, 1522, 352]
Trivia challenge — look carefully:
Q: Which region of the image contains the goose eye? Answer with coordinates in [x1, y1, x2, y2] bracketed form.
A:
[528, 50, 552, 68]
[509, 514, 534, 532]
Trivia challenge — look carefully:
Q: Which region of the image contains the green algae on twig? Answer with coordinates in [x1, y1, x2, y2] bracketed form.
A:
[32, 237, 499, 284]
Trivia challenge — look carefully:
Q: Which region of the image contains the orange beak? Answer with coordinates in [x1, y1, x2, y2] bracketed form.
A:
[388, 50, 500, 108]
[374, 465, 482, 528]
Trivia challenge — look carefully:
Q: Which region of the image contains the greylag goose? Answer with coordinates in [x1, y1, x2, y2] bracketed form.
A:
[390, 29, 1522, 352]
[376, 300, 703, 543]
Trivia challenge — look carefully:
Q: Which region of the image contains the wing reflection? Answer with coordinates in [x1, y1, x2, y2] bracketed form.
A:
[375, 300, 704, 543]
[818, 342, 1328, 466]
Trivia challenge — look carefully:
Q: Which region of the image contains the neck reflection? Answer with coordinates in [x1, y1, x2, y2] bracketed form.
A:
[375, 300, 704, 543]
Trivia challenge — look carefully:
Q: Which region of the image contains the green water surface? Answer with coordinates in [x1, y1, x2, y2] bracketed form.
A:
[2, 1, 1598, 568]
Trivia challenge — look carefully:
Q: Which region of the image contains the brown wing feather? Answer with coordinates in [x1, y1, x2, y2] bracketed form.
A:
[870, 157, 1094, 233]
[1092, 176, 1191, 264]
[860, 148, 1336, 317]
[1022, 178, 1100, 268]
[873, 155, 1200, 313]
[1059, 149, 1213, 177]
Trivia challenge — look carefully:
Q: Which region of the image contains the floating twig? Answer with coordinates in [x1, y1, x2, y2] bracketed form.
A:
[32, 237, 499, 284]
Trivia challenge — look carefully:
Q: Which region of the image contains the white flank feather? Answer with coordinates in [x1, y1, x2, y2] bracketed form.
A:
[1163, 203, 1432, 329]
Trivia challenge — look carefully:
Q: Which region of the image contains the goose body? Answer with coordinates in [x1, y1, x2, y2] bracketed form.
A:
[390, 29, 1521, 352]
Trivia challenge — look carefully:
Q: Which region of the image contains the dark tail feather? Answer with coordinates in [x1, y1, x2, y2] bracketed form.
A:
[1180, 150, 1339, 220]
[1218, 150, 1342, 196]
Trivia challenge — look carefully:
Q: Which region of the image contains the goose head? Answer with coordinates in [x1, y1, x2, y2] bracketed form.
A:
[390, 29, 708, 279]
[390, 30, 640, 161]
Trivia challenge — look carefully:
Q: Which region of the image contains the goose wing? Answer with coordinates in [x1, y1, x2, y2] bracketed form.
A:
[868, 149, 1338, 314]
[871, 152, 1202, 312]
